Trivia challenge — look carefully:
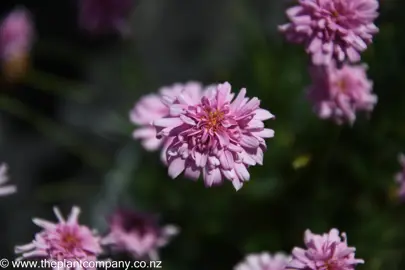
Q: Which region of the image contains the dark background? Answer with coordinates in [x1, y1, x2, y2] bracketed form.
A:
[0, 0, 404, 269]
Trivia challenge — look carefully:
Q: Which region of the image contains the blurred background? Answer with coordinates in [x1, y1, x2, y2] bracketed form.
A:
[0, 0, 404, 269]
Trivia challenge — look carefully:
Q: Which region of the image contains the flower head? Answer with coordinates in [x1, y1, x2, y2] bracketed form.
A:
[0, 7, 34, 81]
[102, 209, 178, 260]
[78, 0, 134, 36]
[15, 206, 102, 267]
[307, 63, 377, 125]
[279, 0, 379, 65]
[286, 229, 364, 270]
[154, 82, 274, 191]
[130, 82, 206, 154]
[234, 252, 291, 270]
[395, 153, 405, 199]
[0, 163, 16, 196]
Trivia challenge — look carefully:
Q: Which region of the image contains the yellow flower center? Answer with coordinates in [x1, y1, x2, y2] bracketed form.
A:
[204, 110, 225, 131]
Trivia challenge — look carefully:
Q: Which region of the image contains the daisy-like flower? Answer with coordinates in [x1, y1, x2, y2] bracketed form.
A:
[278, 0, 379, 65]
[78, 0, 134, 36]
[234, 252, 291, 270]
[154, 82, 275, 191]
[101, 209, 178, 260]
[0, 163, 16, 196]
[395, 153, 405, 199]
[15, 206, 103, 268]
[307, 63, 377, 125]
[130, 82, 206, 155]
[0, 7, 34, 81]
[286, 228, 364, 270]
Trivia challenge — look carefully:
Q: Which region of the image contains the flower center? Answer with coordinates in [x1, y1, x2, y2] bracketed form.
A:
[335, 79, 347, 93]
[204, 110, 224, 131]
[331, 10, 339, 18]
[61, 232, 80, 250]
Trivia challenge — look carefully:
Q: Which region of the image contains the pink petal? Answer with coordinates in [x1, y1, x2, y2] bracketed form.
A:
[168, 158, 186, 179]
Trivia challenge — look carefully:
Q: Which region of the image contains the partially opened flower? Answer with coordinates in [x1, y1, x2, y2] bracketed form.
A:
[130, 82, 206, 154]
[286, 229, 364, 270]
[15, 206, 103, 267]
[279, 0, 379, 65]
[0, 7, 34, 81]
[307, 63, 377, 125]
[395, 153, 405, 199]
[234, 252, 291, 270]
[154, 82, 275, 191]
[78, 0, 134, 36]
[101, 209, 178, 260]
[0, 163, 16, 196]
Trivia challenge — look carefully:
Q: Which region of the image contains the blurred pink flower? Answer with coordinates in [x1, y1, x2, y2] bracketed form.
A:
[286, 229, 364, 270]
[154, 82, 275, 191]
[279, 0, 379, 65]
[234, 252, 291, 270]
[130, 82, 207, 162]
[78, 0, 134, 36]
[395, 154, 405, 198]
[0, 7, 33, 61]
[0, 163, 16, 196]
[102, 209, 178, 260]
[0, 7, 34, 81]
[307, 63, 377, 125]
[15, 206, 103, 267]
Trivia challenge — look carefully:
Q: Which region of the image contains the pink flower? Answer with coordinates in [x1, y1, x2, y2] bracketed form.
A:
[130, 82, 206, 154]
[0, 7, 34, 62]
[395, 154, 405, 198]
[0, 7, 34, 81]
[307, 63, 377, 125]
[234, 252, 291, 270]
[101, 209, 178, 260]
[154, 82, 275, 191]
[78, 0, 134, 36]
[0, 163, 16, 196]
[15, 206, 103, 268]
[286, 229, 364, 270]
[279, 0, 379, 65]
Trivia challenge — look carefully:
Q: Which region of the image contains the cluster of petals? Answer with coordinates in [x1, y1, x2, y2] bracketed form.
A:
[234, 252, 291, 270]
[286, 228, 364, 270]
[101, 209, 179, 260]
[0, 163, 16, 196]
[154, 82, 274, 190]
[78, 0, 134, 36]
[306, 63, 377, 125]
[279, 0, 379, 65]
[15, 206, 103, 269]
[395, 153, 405, 199]
[130, 81, 207, 156]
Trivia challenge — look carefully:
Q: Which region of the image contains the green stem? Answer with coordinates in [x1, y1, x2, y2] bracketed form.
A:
[0, 96, 111, 170]
[23, 69, 92, 103]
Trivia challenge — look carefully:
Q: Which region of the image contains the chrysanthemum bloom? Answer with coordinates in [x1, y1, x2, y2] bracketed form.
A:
[395, 153, 405, 199]
[15, 206, 103, 268]
[101, 209, 179, 260]
[0, 7, 34, 81]
[78, 0, 134, 36]
[278, 0, 379, 65]
[154, 82, 275, 191]
[0, 163, 16, 196]
[234, 252, 291, 270]
[307, 63, 377, 125]
[286, 228, 364, 270]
